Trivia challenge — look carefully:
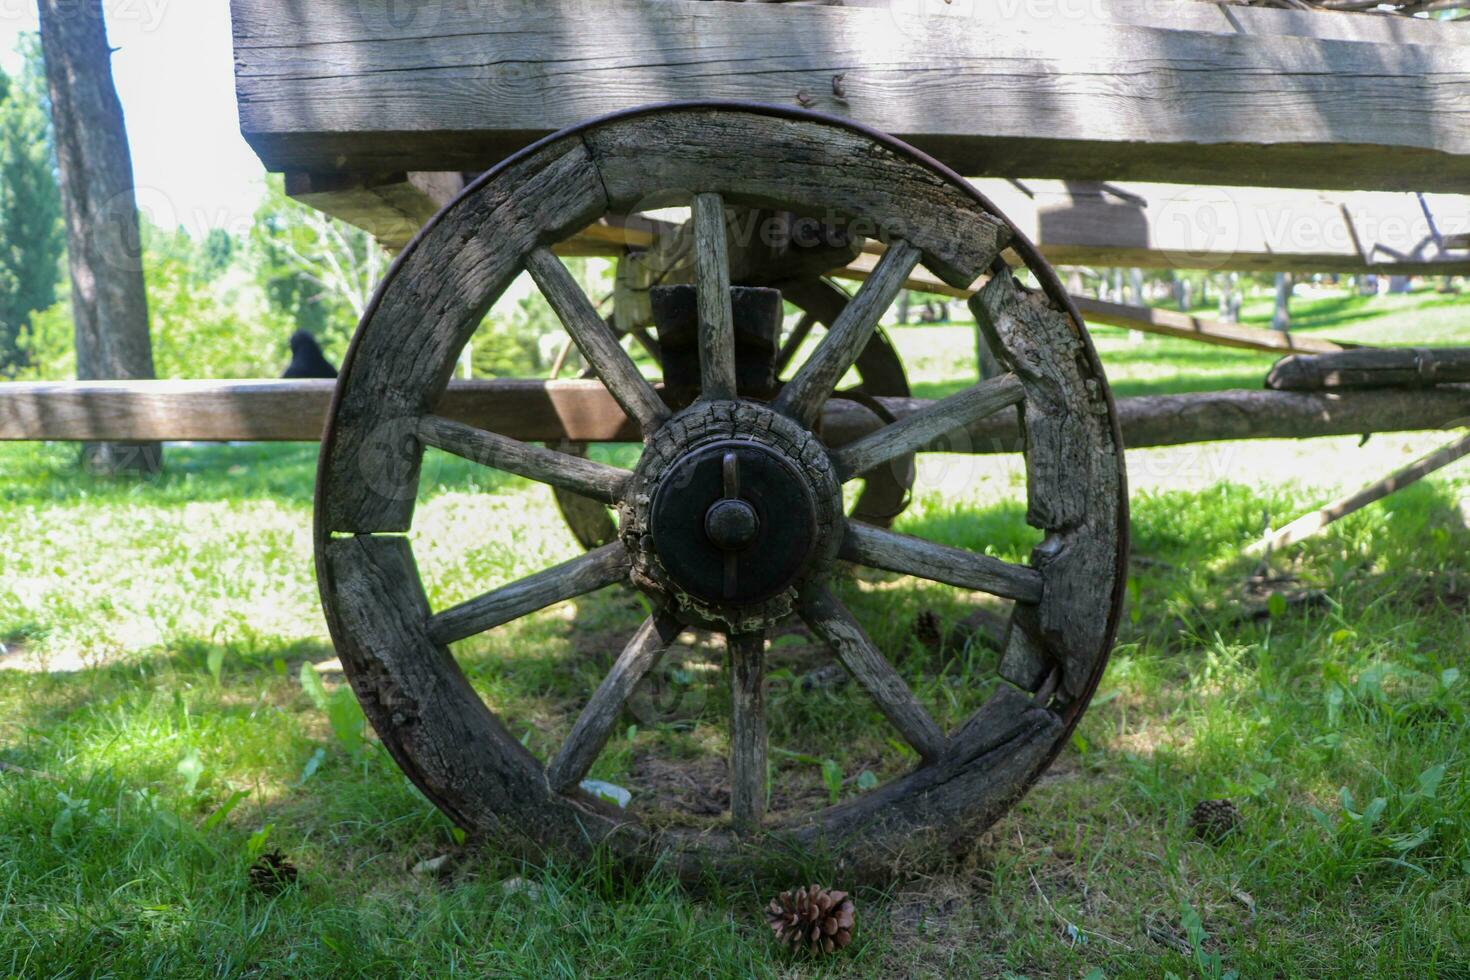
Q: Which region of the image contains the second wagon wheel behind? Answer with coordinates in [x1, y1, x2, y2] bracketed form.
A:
[314, 103, 1128, 884]
[551, 284, 915, 549]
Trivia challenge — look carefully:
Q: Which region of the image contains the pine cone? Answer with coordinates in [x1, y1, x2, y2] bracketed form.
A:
[248, 849, 299, 894]
[913, 609, 944, 650]
[766, 884, 855, 955]
[1189, 799, 1241, 842]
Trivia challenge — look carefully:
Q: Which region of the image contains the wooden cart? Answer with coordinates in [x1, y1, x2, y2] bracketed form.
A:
[7, 0, 1470, 885]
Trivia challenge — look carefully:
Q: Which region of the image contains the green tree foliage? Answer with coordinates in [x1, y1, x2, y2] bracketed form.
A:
[0, 35, 64, 375]
[140, 221, 289, 379]
[248, 176, 384, 362]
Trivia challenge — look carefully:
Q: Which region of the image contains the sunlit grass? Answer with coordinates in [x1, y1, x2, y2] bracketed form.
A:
[1, 284, 1469, 974]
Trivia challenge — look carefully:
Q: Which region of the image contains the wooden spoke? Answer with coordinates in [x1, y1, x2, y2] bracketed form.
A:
[525, 247, 670, 435]
[546, 614, 684, 792]
[772, 240, 921, 426]
[417, 415, 629, 503]
[427, 542, 630, 645]
[840, 522, 1043, 604]
[692, 193, 737, 401]
[727, 631, 767, 835]
[829, 374, 1025, 483]
[799, 586, 946, 764]
[773, 312, 817, 377]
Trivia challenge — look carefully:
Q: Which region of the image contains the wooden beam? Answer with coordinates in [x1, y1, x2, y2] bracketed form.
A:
[840, 251, 1357, 355]
[1245, 429, 1470, 556]
[230, 0, 1470, 191]
[7, 379, 1470, 449]
[1268, 347, 1470, 390]
[294, 175, 1470, 275]
[840, 0, 1470, 48]
[284, 171, 466, 252]
[973, 180, 1470, 275]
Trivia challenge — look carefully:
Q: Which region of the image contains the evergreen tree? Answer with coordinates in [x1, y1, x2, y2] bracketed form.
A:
[0, 35, 65, 374]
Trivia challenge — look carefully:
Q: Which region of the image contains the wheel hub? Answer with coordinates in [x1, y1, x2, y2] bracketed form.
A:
[650, 440, 819, 607]
[623, 401, 843, 631]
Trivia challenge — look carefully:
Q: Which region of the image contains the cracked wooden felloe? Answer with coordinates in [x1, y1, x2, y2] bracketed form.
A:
[314, 104, 1127, 883]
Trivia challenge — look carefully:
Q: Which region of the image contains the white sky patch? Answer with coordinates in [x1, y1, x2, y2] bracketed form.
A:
[0, 2, 268, 239]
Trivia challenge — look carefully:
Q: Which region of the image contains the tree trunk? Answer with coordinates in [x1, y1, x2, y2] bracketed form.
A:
[1272, 272, 1293, 332]
[39, 0, 159, 474]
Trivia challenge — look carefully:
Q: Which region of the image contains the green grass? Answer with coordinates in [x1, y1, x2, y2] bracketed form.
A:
[2, 285, 1470, 976]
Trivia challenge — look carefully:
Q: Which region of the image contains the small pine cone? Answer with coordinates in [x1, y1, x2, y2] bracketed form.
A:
[248, 849, 299, 894]
[913, 610, 944, 650]
[766, 884, 855, 955]
[1189, 799, 1241, 842]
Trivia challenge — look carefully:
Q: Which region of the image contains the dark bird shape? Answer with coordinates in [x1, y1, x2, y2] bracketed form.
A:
[283, 331, 338, 379]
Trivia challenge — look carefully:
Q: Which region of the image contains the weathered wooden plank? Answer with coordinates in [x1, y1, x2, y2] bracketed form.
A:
[416, 415, 630, 502]
[1267, 347, 1470, 391]
[972, 273, 1125, 698]
[830, 373, 1024, 482]
[12, 379, 1470, 448]
[584, 111, 1009, 288]
[426, 542, 630, 645]
[839, 0, 1470, 47]
[285, 171, 466, 252]
[320, 534, 559, 846]
[800, 586, 947, 763]
[525, 247, 670, 434]
[974, 180, 1470, 276]
[321, 134, 607, 533]
[1071, 296, 1355, 355]
[727, 632, 767, 835]
[692, 193, 737, 401]
[774, 240, 921, 425]
[1246, 429, 1470, 556]
[231, 0, 1470, 192]
[844, 250, 1359, 355]
[297, 173, 1470, 278]
[546, 614, 684, 791]
[840, 521, 1044, 604]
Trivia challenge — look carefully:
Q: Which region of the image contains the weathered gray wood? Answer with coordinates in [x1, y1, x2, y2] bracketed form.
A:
[320, 534, 573, 853]
[585, 113, 1007, 288]
[231, 0, 1470, 192]
[728, 632, 767, 835]
[1071, 296, 1354, 355]
[12, 379, 1470, 449]
[972, 273, 1125, 698]
[546, 614, 684, 791]
[841, 522, 1044, 604]
[1267, 348, 1470, 391]
[799, 586, 946, 763]
[298, 174, 1470, 279]
[416, 415, 630, 503]
[321, 134, 606, 533]
[774, 240, 920, 425]
[525, 247, 670, 435]
[839, 0, 1470, 47]
[997, 604, 1052, 693]
[973, 179, 1470, 277]
[285, 171, 466, 252]
[426, 542, 630, 645]
[830, 373, 1024, 482]
[692, 193, 737, 401]
[795, 685, 1060, 866]
[1247, 429, 1470, 557]
[861, 256, 1359, 356]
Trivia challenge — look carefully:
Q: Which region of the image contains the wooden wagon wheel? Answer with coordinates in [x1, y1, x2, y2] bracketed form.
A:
[314, 103, 1127, 883]
[552, 275, 915, 550]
